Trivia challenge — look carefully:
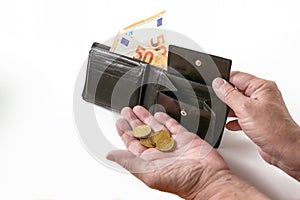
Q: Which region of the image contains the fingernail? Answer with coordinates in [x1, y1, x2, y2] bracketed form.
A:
[212, 78, 225, 89]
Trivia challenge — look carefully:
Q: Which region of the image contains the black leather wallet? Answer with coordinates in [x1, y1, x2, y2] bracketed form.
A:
[82, 42, 231, 148]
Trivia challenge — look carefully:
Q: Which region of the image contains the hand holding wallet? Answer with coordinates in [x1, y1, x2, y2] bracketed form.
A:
[82, 42, 231, 148]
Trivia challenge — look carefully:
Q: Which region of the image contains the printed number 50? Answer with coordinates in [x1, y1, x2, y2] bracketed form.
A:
[134, 45, 154, 64]
[151, 35, 165, 47]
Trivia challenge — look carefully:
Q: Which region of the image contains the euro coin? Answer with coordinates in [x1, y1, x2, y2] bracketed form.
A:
[140, 138, 156, 148]
[151, 130, 170, 144]
[132, 125, 152, 138]
[151, 130, 176, 152]
[135, 128, 176, 152]
[156, 138, 176, 152]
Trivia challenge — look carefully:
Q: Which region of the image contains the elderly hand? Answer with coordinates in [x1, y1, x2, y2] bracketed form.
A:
[107, 106, 269, 200]
[212, 71, 300, 181]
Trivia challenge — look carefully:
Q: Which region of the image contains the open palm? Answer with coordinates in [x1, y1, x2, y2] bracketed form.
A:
[107, 106, 230, 199]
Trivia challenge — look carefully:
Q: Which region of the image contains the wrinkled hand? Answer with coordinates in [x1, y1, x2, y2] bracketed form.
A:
[212, 71, 300, 181]
[106, 106, 268, 200]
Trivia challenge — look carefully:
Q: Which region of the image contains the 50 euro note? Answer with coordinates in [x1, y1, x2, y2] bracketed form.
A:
[110, 11, 168, 70]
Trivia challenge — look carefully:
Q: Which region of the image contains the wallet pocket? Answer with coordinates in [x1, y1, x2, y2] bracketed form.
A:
[156, 91, 212, 139]
[82, 48, 146, 110]
[166, 73, 215, 101]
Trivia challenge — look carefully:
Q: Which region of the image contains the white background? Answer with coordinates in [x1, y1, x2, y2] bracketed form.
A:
[1, 0, 300, 199]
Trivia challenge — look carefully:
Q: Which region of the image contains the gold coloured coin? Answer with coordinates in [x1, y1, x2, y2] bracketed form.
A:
[156, 138, 176, 152]
[136, 128, 176, 152]
[151, 130, 170, 144]
[140, 138, 156, 148]
[132, 125, 152, 138]
[151, 130, 175, 152]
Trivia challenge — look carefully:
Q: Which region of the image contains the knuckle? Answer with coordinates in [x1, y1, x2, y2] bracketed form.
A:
[265, 80, 278, 90]
[264, 80, 282, 97]
[229, 71, 240, 81]
[223, 87, 236, 102]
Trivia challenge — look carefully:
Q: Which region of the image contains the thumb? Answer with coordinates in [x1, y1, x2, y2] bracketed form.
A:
[212, 77, 249, 114]
[106, 150, 147, 173]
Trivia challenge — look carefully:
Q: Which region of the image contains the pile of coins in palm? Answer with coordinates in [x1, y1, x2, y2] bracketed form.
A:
[132, 125, 176, 152]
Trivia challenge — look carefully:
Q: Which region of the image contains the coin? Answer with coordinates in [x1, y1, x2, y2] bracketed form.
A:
[132, 125, 152, 138]
[151, 130, 176, 152]
[140, 138, 156, 148]
[151, 130, 171, 144]
[134, 127, 176, 152]
[156, 138, 176, 152]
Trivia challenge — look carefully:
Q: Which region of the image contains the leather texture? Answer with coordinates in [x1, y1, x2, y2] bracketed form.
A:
[82, 42, 231, 148]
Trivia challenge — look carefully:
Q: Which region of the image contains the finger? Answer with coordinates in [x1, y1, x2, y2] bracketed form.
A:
[173, 131, 201, 149]
[115, 118, 132, 137]
[154, 112, 188, 135]
[229, 71, 257, 90]
[106, 150, 149, 173]
[153, 113, 203, 150]
[133, 106, 166, 132]
[225, 119, 242, 131]
[212, 77, 250, 116]
[121, 107, 143, 129]
[116, 119, 147, 153]
[230, 71, 265, 97]
[227, 108, 236, 118]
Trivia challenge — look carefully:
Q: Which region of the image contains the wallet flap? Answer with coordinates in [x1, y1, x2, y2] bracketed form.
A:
[168, 45, 231, 85]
